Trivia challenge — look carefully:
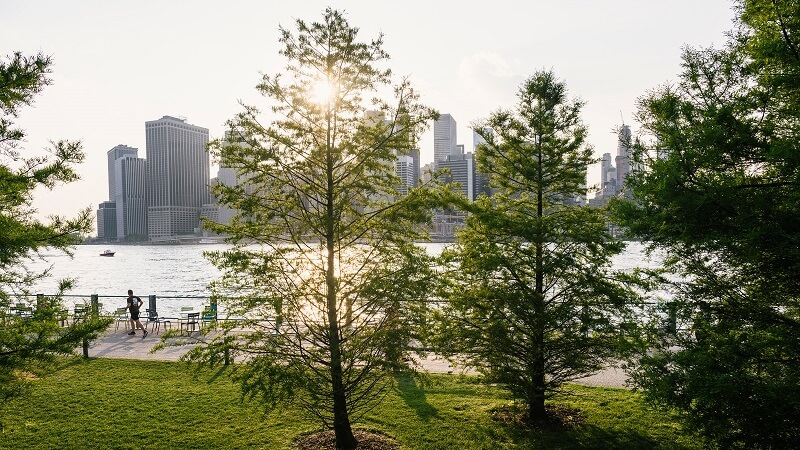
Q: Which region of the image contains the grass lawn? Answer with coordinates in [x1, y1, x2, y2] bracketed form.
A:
[0, 358, 701, 449]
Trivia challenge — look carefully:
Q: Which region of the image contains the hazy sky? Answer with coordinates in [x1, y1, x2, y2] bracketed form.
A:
[3, 0, 736, 229]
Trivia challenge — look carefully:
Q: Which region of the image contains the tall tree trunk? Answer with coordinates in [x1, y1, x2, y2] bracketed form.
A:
[327, 242, 357, 449]
[530, 136, 547, 423]
[325, 104, 358, 450]
[530, 238, 547, 423]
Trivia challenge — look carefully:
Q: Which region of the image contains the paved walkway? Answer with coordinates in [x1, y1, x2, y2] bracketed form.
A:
[87, 329, 629, 388]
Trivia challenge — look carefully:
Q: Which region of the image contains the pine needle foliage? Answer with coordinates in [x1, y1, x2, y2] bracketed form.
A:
[189, 9, 437, 450]
[0, 52, 109, 405]
[610, 1, 800, 447]
[434, 71, 646, 424]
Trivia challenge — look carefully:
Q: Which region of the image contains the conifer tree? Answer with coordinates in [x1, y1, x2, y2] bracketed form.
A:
[190, 9, 436, 449]
[0, 52, 110, 404]
[611, 1, 800, 446]
[435, 70, 644, 423]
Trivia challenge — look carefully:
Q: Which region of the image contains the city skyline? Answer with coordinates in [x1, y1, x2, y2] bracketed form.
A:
[4, 1, 736, 229]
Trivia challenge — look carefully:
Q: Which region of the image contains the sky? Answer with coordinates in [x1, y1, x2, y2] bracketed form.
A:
[3, 0, 736, 231]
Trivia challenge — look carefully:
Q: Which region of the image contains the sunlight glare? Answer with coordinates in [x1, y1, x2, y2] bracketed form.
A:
[310, 78, 336, 104]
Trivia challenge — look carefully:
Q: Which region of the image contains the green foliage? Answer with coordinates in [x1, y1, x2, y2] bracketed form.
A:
[611, 1, 800, 447]
[0, 52, 107, 406]
[434, 71, 647, 424]
[190, 9, 437, 449]
[0, 290, 111, 403]
[0, 358, 704, 449]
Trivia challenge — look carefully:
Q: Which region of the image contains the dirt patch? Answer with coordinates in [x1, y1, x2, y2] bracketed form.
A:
[14, 371, 39, 380]
[294, 429, 400, 450]
[490, 403, 586, 430]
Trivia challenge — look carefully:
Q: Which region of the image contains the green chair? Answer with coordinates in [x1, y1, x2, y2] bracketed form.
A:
[113, 307, 129, 331]
[201, 306, 216, 329]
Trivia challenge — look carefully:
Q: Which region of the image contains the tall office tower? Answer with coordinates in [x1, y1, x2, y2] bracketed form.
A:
[96, 201, 117, 240]
[473, 129, 487, 149]
[409, 148, 420, 188]
[396, 154, 416, 195]
[615, 125, 632, 190]
[361, 110, 421, 201]
[106, 144, 138, 201]
[472, 128, 492, 197]
[145, 116, 210, 241]
[600, 152, 613, 187]
[592, 152, 617, 201]
[114, 155, 148, 240]
[420, 162, 434, 185]
[431, 153, 475, 240]
[434, 113, 458, 163]
[213, 166, 238, 226]
[438, 153, 476, 201]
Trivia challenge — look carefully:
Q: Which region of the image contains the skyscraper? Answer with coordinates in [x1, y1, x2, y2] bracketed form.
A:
[395, 154, 416, 196]
[114, 155, 148, 240]
[600, 152, 615, 194]
[615, 125, 632, 190]
[472, 128, 492, 198]
[438, 153, 476, 201]
[106, 144, 138, 201]
[97, 201, 117, 240]
[145, 116, 210, 241]
[434, 114, 458, 163]
[363, 110, 420, 198]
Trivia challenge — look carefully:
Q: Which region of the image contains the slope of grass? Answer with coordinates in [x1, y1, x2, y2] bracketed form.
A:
[0, 358, 701, 449]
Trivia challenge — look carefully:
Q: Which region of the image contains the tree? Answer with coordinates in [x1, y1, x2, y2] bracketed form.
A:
[187, 10, 436, 449]
[434, 70, 645, 424]
[610, 1, 800, 447]
[0, 52, 110, 404]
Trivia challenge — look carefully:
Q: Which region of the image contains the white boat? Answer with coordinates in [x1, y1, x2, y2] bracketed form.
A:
[100, 249, 115, 257]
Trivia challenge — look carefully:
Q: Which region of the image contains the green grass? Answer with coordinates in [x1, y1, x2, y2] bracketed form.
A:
[1, 358, 701, 449]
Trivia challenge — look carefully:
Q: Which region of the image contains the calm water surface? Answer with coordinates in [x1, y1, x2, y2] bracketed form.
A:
[27, 242, 661, 316]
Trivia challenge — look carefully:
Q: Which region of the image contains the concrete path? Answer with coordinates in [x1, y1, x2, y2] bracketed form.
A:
[87, 328, 629, 388]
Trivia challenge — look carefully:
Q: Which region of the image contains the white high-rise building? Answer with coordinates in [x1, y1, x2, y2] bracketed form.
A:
[615, 125, 632, 190]
[145, 116, 210, 241]
[434, 114, 458, 163]
[213, 166, 238, 226]
[396, 154, 416, 196]
[107, 144, 138, 201]
[473, 129, 487, 152]
[600, 152, 614, 189]
[114, 155, 148, 240]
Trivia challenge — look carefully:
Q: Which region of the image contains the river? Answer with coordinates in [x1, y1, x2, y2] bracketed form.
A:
[25, 241, 661, 317]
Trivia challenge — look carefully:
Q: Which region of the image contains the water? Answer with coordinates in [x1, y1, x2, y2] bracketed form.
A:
[25, 241, 661, 317]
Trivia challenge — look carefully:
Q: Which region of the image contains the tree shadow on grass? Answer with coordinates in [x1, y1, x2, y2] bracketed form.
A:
[393, 375, 439, 421]
[206, 365, 232, 383]
[498, 422, 695, 449]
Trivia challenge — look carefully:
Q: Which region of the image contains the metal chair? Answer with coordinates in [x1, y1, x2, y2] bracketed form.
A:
[180, 312, 200, 335]
[201, 306, 216, 329]
[145, 308, 172, 334]
[73, 305, 89, 323]
[113, 307, 129, 331]
[12, 303, 33, 318]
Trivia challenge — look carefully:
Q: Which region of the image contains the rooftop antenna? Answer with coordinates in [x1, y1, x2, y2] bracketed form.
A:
[620, 110, 625, 126]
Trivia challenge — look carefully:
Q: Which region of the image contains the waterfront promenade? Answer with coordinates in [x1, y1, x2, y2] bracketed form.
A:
[86, 328, 629, 388]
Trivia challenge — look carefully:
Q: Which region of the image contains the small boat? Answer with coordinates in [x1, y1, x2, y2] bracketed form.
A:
[100, 249, 115, 257]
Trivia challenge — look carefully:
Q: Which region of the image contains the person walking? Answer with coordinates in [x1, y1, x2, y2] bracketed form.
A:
[126, 289, 148, 338]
